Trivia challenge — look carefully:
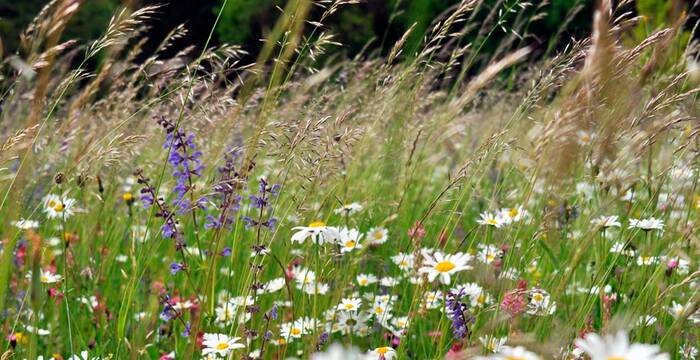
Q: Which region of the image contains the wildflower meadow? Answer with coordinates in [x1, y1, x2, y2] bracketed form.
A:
[0, 0, 699, 359]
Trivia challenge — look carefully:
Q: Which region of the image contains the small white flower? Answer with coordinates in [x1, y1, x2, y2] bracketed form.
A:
[498, 205, 528, 224]
[591, 215, 621, 228]
[628, 217, 664, 231]
[576, 130, 596, 146]
[391, 252, 414, 271]
[680, 343, 698, 360]
[12, 218, 39, 229]
[333, 203, 363, 216]
[39, 270, 62, 284]
[637, 315, 657, 327]
[43, 194, 77, 219]
[477, 244, 503, 264]
[479, 335, 508, 353]
[636, 255, 659, 266]
[367, 227, 389, 245]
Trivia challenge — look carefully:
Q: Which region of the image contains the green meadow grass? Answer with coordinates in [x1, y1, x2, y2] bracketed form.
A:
[0, 1, 698, 359]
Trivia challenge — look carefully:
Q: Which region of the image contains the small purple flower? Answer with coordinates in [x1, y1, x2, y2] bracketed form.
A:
[160, 304, 175, 321]
[445, 289, 474, 339]
[220, 247, 232, 257]
[181, 322, 191, 337]
[169, 262, 184, 275]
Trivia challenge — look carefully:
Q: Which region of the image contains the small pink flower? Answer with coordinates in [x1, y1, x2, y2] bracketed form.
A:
[500, 290, 527, 318]
[408, 221, 426, 240]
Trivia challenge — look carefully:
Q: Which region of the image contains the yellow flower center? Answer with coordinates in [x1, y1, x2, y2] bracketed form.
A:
[278, 338, 286, 344]
[40, 276, 48, 282]
[374, 231, 383, 240]
[435, 261, 455, 272]
[291, 328, 302, 335]
[508, 208, 519, 218]
[375, 306, 384, 314]
[400, 260, 408, 267]
[486, 219, 498, 225]
[359, 278, 368, 285]
[477, 294, 486, 304]
[53, 203, 65, 212]
[123, 192, 133, 202]
[376, 347, 390, 354]
[505, 357, 525, 360]
[344, 240, 356, 248]
[48, 200, 56, 208]
[486, 254, 495, 262]
[215, 342, 230, 350]
[533, 293, 544, 302]
[606, 357, 626, 360]
[308, 221, 326, 228]
[345, 303, 355, 310]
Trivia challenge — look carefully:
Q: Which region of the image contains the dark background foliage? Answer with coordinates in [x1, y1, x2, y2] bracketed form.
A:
[0, 0, 689, 64]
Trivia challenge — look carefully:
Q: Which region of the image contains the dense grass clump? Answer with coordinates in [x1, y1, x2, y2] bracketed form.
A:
[0, 0, 698, 359]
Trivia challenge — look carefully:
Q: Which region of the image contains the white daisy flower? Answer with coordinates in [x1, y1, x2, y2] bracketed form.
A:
[337, 298, 362, 312]
[280, 320, 306, 339]
[39, 270, 62, 284]
[391, 252, 414, 271]
[477, 244, 503, 264]
[680, 344, 698, 360]
[337, 227, 363, 253]
[258, 277, 286, 294]
[636, 255, 659, 266]
[527, 289, 556, 316]
[423, 290, 443, 309]
[591, 215, 621, 228]
[476, 211, 506, 228]
[356, 273, 378, 287]
[628, 217, 664, 231]
[367, 227, 389, 245]
[310, 343, 363, 360]
[498, 205, 528, 224]
[479, 335, 508, 353]
[419, 251, 472, 284]
[367, 346, 396, 360]
[291, 221, 340, 245]
[575, 331, 669, 360]
[43, 194, 77, 219]
[476, 346, 541, 360]
[201, 333, 245, 357]
[576, 130, 596, 145]
[379, 276, 400, 287]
